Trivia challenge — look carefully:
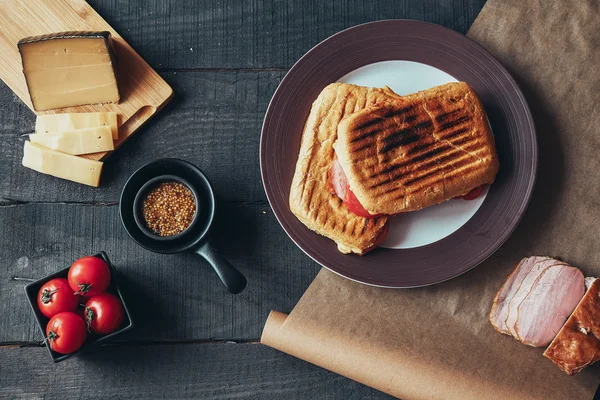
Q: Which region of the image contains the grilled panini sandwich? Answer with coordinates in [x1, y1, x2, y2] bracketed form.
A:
[334, 82, 499, 215]
[289, 83, 395, 254]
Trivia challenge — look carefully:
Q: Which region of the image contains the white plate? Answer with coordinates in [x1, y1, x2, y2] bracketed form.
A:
[339, 60, 487, 249]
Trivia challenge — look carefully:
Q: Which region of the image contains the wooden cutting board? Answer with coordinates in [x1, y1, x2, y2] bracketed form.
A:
[0, 0, 173, 161]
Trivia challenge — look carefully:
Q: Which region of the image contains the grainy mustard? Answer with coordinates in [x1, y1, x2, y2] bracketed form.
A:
[142, 182, 196, 236]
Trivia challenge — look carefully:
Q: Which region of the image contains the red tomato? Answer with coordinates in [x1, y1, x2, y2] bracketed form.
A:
[344, 188, 383, 218]
[45, 312, 87, 354]
[84, 293, 125, 335]
[459, 185, 485, 200]
[37, 278, 80, 318]
[328, 160, 382, 218]
[68, 256, 111, 296]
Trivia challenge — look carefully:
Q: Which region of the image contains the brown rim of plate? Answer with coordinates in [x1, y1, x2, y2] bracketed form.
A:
[260, 20, 537, 288]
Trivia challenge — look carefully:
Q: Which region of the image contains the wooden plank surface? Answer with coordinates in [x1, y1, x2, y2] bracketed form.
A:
[0, 344, 392, 399]
[0, 71, 284, 203]
[0, 0, 174, 160]
[0, 202, 316, 343]
[0, 0, 487, 398]
[88, 0, 486, 69]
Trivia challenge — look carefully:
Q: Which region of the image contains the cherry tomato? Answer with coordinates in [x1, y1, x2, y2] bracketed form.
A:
[84, 293, 125, 335]
[459, 185, 485, 200]
[68, 256, 111, 296]
[37, 278, 80, 318]
[45, 312, 87, 354]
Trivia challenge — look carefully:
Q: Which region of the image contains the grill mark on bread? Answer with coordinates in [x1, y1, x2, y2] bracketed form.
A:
[349, 114, 422, 154]
[382, 120, 433, 144]
[368, 144, 470, 191]
[379, 185, 404, 197]
[437, 115, 471, 132]
[349, 126, 383, 144]
[404, 170, 445, 188]
[352, 105, 416, 132]
[351, 141, 377, 154]
[340, 220, 347, 234]
[367, 142, 485, 197]
[420, 101, 448, 199]
[404, 114, 418, 124]
[435, 109, 462, 123]
[304, 181, 317, 212]
[403, 151, 476, 186]
[437, 127, 470, 141]
[378, 120, 433, 154]
[360, 219, 369, 235]
[369, 146, 445, 180]
[379, 132, 422, 154]
[460, 143, 487, 156]
[405, 150, 475, 185]
[430, 103, 485, 166]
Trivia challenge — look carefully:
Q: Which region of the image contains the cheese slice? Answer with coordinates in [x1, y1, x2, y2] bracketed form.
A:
[29, 127, 114, 155]
[18, 32, 120, 111]
[36, 112, 118, 139]
[22, 141, 103, 187]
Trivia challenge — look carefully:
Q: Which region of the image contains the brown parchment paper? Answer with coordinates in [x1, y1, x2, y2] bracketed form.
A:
[262, 0, 600, 399]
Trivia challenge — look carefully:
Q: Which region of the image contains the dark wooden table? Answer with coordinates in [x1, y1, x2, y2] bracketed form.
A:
[0, 1, 485, 398]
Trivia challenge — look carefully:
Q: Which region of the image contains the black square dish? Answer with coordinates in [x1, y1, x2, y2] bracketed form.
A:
[24, 251, 134, 362]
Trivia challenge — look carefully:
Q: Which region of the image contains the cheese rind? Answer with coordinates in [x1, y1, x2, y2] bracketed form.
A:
[22, 141, 103, 187]
[18, 31, 120, 111]
[36, 112, 118, 139]
[29, 126, 114, 155]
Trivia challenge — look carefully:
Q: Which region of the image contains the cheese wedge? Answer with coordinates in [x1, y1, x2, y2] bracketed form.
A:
[36, 112, 118, 139]
[18, 31, 120, 111]
[29, 126, 114, 155]
[22, 141, 103, 187]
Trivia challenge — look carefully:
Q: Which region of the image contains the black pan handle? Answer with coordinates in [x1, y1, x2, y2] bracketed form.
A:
[194, 241, 247, 294]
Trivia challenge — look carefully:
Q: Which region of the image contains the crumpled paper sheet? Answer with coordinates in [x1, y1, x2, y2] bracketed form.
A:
[262, 0, 600, 398]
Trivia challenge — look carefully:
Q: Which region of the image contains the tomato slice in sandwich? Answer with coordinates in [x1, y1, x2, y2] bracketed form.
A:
[328, 159, 382, 218]
[457, 185, 485, 200]
[344, 188, 380, 218]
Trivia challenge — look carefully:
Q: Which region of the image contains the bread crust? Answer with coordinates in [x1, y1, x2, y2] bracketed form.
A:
[335, 82, 499, 215]
[289, 83, 395, 254]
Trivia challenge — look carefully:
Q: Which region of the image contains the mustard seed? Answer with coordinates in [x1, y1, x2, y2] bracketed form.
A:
[142, 182, 196, 236]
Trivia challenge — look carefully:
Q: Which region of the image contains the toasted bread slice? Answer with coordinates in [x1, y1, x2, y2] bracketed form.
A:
[289, 83, 393, 254]
[335, 82, 499, 215]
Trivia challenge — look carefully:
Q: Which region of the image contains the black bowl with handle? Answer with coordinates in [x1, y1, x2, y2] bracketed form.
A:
[119, 158, 247, 294]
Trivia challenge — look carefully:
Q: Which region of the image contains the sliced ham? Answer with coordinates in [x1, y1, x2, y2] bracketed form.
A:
[329, 158, 348, 200]
[514, 265, 584, 347]
[489, 257, 545, 334]
[505, 258, 567, 338]
[544, 278, 600, 375]
[490, 256, 594, 372]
